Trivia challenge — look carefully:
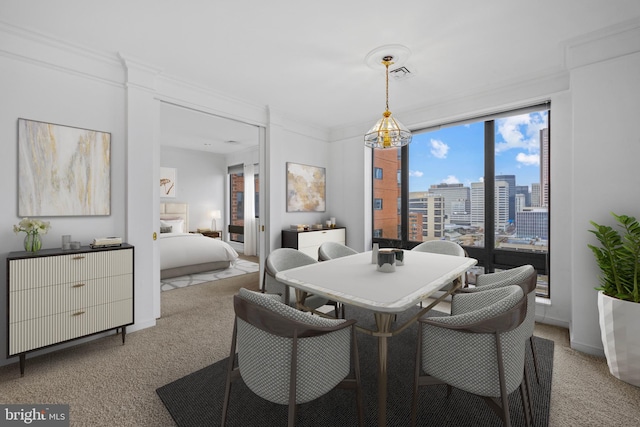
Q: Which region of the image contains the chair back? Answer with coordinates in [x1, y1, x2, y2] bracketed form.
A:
[420, 285, 528, 398]
[264, 248, 318, 305]
[318, 241, 358, 261]
[234, 288, 353, 404]
[411, 240, 466, 257]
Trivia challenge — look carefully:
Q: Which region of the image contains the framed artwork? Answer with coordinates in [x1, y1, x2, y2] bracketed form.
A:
[160, 167, 177, 198]
[286, 162, 326, 212]
[18, 118, 111, 217]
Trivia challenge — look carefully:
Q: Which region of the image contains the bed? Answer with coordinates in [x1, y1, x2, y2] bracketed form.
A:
[160, 203, 238, 279]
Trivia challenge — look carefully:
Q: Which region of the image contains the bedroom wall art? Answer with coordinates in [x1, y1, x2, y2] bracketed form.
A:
[160, 167, 177, 198]
[286, 162, 326, 212]
[18, 118, 111, 216]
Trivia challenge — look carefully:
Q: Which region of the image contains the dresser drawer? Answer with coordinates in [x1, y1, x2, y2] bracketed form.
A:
[9, 299, 133, 355]
[9, 274, 133, 324]
[297, 229, 346, 248]
[9, 249, 133, 291]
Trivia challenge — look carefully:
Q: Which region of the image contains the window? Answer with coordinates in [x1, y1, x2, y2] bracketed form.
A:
[373, 104, 550, 297]
[229, 169, 259, 243]
[374, 198, 383, 210]
[374, 167, 383, 179]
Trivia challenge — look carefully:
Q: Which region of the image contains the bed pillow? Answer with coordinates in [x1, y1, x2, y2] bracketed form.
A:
[160, 219, 185, 233]
[160, 226, 173, 234]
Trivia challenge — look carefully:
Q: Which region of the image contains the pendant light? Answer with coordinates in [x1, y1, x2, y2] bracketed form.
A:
[364, 55, 412, 149]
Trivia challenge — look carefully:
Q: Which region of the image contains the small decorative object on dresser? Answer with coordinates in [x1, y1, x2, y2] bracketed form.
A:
[7, 244, 134, 376]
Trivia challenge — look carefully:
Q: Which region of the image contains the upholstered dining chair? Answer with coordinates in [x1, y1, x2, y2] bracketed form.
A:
[411, 240, 469, 304]
[411, 285, 532, 427]
[465, 265, 540, 385]
[221, 288, 364, 427]
[317, 241, 358, 261]
[262, 248, 332, 315]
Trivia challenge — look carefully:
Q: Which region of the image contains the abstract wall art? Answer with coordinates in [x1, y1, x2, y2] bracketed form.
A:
[18, 118, 111, 216]
[160, 167, 177, 198]
[286, 162, 326, 212]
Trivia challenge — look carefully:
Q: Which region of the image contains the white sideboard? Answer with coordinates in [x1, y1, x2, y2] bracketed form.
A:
[7, 244, 134, 375]
[281, 228, 346, 259]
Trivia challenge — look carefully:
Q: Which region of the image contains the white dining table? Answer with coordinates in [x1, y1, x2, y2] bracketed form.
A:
[276, 249, 477, 427]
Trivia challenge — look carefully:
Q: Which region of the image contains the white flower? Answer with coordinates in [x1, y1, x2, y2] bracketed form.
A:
[13, 218, 51, 235]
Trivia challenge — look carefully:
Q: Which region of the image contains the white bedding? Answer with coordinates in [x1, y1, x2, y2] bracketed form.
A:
[160, 233, 238, 270]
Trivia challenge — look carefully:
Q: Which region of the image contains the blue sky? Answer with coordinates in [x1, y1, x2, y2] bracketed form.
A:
[408, 111, 548, 192]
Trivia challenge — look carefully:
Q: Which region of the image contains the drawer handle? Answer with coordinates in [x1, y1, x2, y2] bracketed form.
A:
[72, 283, 86, 288]
[72, 311, 85, 317]
[72, 256, 86, 260]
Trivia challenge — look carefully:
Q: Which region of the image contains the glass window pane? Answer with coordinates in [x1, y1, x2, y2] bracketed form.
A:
[408, 123, 484, 246]
[495, 111, 548, 256]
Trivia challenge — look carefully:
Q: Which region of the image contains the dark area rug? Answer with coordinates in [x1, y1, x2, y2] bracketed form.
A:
[157, 306, 553, 426]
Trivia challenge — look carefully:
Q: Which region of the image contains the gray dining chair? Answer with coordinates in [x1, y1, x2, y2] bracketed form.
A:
[465, 265, 540, 385]
[411, 240, 468, 304]
[221, 288, 364, 427]
[411, 284, 531, 427]
[318, 241, 358, 261]
[262, 248, 332, 315]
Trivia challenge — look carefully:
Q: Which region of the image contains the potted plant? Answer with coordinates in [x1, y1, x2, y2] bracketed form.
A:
[588, 212, 640, 387]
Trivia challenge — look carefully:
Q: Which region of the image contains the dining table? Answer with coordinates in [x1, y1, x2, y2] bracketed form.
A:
[276, 249, 478, 427]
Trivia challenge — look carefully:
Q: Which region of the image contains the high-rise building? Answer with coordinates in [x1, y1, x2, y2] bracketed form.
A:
[409, 192, 445, 241]
[516, 207, 548, 239]
[470, 181, 510, 231]
[428, 183, 470, 225]
[372, 149, 401, 239]
[495, 174, 516, 223]
[540, 128, 550, 207]
[531, 183, 541, 207]
[516, 193, 526, 212]
[515, 185, 531, 207]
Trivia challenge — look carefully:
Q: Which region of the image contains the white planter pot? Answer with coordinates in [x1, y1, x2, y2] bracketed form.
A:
[597, 290, 640, 387]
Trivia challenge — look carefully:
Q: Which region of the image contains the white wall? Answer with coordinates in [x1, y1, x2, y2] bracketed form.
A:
[160, 146, 227, 231]
[568, 36, 640, 354]
[266, 110, 332, 251]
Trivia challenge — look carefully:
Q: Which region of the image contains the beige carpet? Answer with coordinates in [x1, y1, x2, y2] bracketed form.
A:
[1, 270, 639, 426]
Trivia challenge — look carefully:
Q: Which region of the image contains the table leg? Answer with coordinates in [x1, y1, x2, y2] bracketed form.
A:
[374, 312, 394, 427]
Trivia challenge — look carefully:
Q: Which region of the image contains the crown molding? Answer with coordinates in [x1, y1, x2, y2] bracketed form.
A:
[0, 20, 124, 86]
[563, 17, 640, 70]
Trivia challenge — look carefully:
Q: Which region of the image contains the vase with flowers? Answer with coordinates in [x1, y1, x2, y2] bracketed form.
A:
[13, 218, 51, 253]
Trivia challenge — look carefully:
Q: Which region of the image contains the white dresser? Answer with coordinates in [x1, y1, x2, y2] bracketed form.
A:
[7, 244, 134, 375]
[281, 228, 346, 259]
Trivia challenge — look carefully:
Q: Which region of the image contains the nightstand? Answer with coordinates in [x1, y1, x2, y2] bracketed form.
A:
[200, 230, 222, 239]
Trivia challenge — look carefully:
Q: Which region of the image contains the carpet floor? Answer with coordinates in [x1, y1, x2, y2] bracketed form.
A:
[157, 305, 553, 427]
[161, 259, 259, 291]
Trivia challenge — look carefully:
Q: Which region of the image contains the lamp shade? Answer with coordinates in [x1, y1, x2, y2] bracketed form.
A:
[364, 111, 412, 149]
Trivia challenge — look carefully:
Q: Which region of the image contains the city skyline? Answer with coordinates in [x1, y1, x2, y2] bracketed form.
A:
[408, 111, 548, 192]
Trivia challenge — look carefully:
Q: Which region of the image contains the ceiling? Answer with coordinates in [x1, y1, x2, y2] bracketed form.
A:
[3, 1, 640, 153]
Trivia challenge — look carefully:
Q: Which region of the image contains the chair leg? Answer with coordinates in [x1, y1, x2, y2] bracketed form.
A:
[495, 333, 512, 427]
[529, 336, 541, 384]
[288, 331, 299, 427]
[351, 326, 364, 427]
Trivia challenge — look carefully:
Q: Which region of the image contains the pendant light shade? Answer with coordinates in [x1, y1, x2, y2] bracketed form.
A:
[364, 56, 412, 149]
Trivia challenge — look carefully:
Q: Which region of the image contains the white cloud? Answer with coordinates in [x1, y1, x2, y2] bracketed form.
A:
[430, 139, 449, 159]
[443, 175, 460, 184]
[516, 152, 540, 166]
[495, 111, 547, 154]
[409, 170, 424, 177]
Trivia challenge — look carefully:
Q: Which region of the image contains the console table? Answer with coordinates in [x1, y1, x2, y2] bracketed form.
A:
[6, 244, 134, 376]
